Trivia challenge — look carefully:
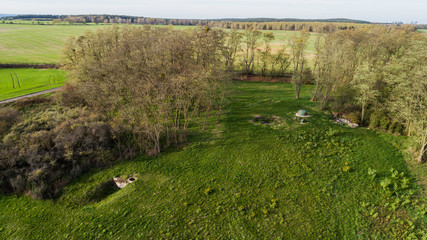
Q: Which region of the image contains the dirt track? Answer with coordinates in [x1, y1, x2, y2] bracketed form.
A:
[0, 87, 63, 105]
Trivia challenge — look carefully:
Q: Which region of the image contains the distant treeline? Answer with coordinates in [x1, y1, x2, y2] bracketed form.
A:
[3, 14, 421, 33]
[209, 18, 371, 24]
[2, 14, 375, 32]
[2, 14, 210, 25]
[415, 24, 427, 29]
[207, 21, 372, 33]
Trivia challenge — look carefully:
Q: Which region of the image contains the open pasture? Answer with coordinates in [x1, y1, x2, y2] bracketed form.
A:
[0, 68, 65, 101]
[0, 81, 423, 239]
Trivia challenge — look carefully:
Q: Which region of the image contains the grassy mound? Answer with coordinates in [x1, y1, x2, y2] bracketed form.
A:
[0, 81, 425, 239]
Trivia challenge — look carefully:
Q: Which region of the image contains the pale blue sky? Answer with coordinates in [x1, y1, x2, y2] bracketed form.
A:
[1, 0, 426, 23]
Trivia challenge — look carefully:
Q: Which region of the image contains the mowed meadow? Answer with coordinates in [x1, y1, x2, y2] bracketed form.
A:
[0, 82, 424, 239]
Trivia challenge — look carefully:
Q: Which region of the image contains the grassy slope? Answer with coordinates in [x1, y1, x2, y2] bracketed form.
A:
[0, 81, 424, 239]
[0, 68, 65, 101]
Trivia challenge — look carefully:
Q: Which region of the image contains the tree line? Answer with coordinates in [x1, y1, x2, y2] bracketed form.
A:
[311, 27, 427, 162]
[2, 14, 389, 34]
[213, 18, 370, 24]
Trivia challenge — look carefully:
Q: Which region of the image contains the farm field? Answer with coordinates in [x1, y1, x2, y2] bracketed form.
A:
[0, 81, 423, 239]
[0, 23, 318, 64]
[0, 24, 108, 64]
[0, 68, 65, 101]
[418, 29, 427, 33]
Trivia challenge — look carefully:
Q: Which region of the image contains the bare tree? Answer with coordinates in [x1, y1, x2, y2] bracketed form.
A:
[289, 31, 309, 99]
[242, 27, 261, 75]
[223, 30, 243, 71]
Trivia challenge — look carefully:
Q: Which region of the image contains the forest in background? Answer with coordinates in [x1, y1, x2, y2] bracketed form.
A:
[2, 14, 416, 33]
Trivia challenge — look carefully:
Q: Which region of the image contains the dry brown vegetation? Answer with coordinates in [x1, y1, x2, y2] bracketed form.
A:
[63, 25, 228, 156]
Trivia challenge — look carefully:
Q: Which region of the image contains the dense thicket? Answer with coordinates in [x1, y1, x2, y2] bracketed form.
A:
[312, 27, 427, 162]
[63, 25, 228, 157]
[0, 105, 115, 199]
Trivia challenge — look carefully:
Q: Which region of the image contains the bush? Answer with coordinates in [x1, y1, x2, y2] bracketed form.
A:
[331, 86, 358, 113]
[379, 115, 391, 130]
[369, 110, 392, 130]
[369, 111, 381, 128]
[303, 68, 314, 85]
[343, 112, 361, 124]
[0, 107, 116, 199]
[14, 96, 52, 108]
[0, 107, 21, 136]
[389, 121, 404, 134]
[57, 84, 86, 108]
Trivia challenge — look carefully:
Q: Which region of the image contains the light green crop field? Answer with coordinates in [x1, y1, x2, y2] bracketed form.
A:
[0, 81, 424, 239]
[0, 23, 317, 64]
[259, 29, 319, 53]
[0, 24, 108, 64]
[417, 29, 427, 34]
[0, 68, 66, 101]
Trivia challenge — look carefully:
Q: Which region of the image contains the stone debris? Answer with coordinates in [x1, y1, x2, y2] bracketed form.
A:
[113, 176, 137, 189]
[336, 118, 358, 128]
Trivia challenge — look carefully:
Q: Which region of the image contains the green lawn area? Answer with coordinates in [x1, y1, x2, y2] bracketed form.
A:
[0, 81, 424, 239]
[0, 68, 66, 101]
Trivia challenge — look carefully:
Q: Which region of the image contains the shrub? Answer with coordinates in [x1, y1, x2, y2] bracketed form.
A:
[0, 107, 116, 199]
[388, 121, 404, 134]
[14, 96, 52, 108]
[379, 115, 391, 130]
[58, 84, 86, 108]
[343, 112, 361, 124]
[331, 86, 358, 113]
[369, 111, 381, 129]
[0, 107, 21, 136]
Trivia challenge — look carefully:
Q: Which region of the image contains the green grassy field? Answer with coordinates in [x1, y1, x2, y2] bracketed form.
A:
[418, 29, 427, 34]
[0, 24, 108, 64]
[259, 29, 319, 53]
[0, 81, 424, 239]
[0, 23, 317, 64]
[0, 68, 66, 101]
